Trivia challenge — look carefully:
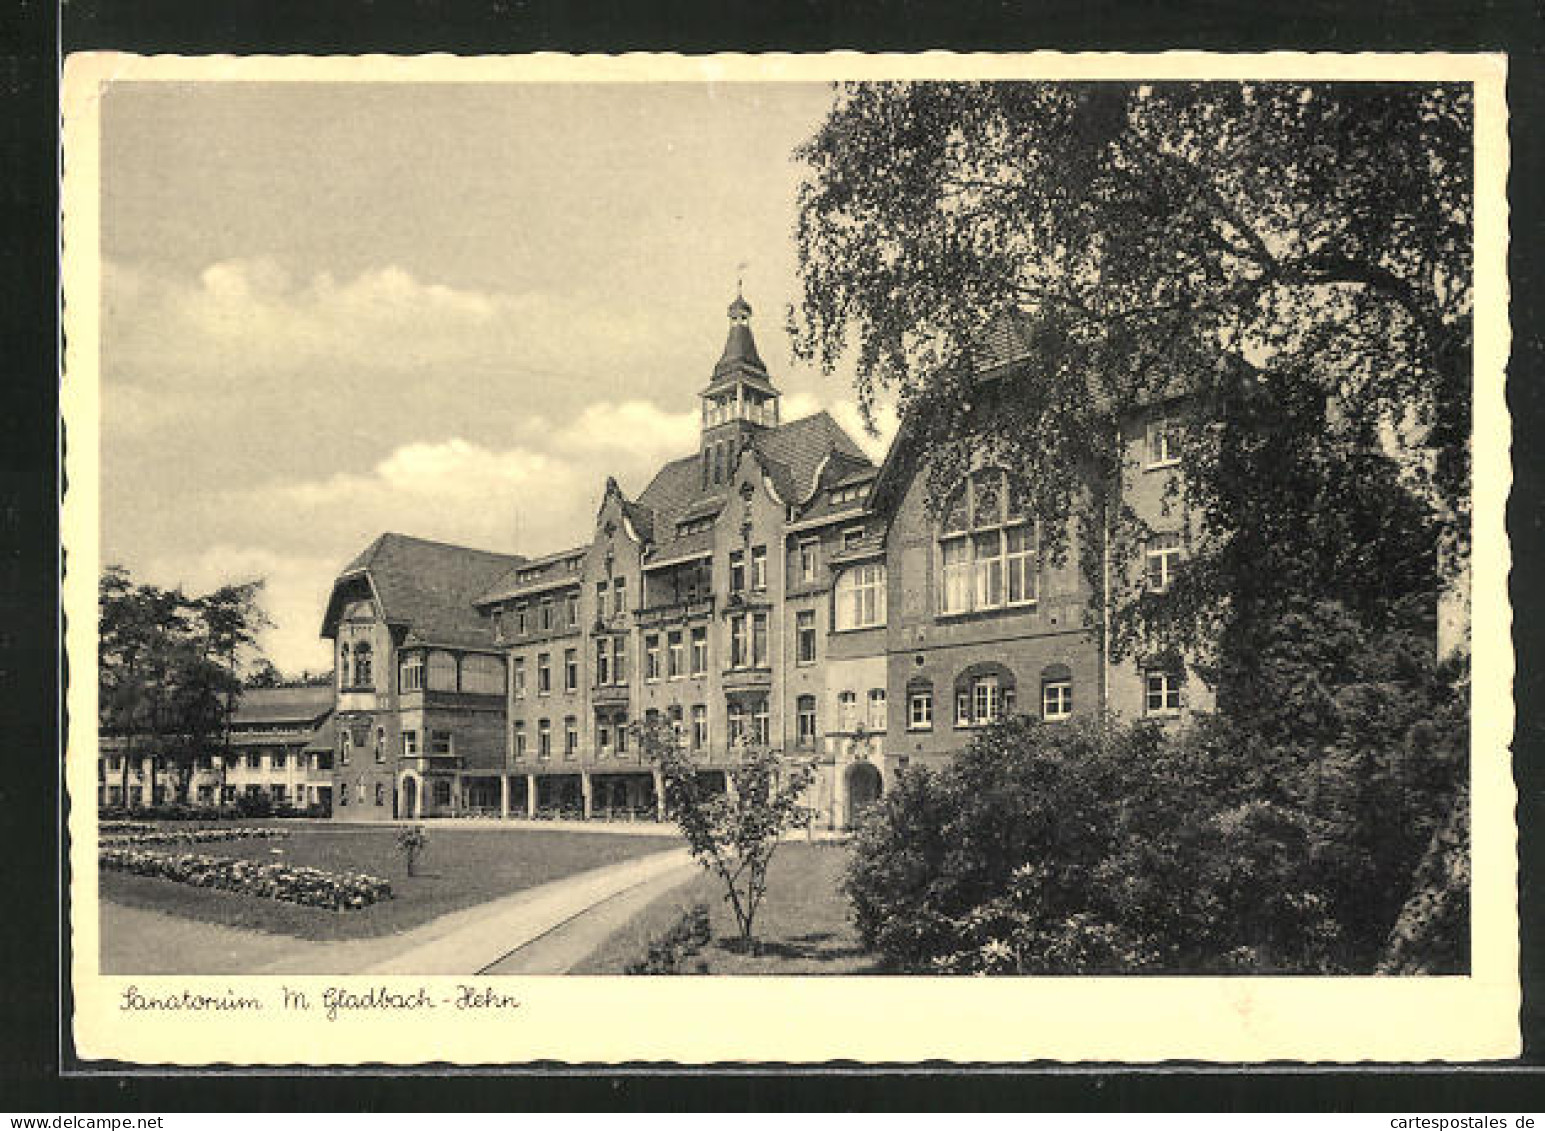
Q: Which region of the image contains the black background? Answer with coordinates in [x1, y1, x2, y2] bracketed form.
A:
[3, 0, 1541, 1110]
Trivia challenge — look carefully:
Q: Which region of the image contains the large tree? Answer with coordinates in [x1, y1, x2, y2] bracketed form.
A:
[98, 566, 271, 808]
[791, 81, 1472, 683]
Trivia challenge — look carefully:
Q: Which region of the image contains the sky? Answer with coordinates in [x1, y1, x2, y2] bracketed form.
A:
[99, 80, 898, 676]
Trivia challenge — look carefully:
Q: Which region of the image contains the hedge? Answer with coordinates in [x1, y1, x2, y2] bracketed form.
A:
[99, 847, 393, 910]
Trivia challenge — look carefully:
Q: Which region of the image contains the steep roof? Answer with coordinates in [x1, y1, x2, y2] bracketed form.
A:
[325, 533, 524, 648]
[231, 685, 334, 726]
[478, 544, 589, 605]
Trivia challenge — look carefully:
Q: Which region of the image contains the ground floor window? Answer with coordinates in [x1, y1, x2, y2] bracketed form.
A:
[374, 783, 385, 806]
[1145, 671, 1182, 717]
[955, 670, 1015, 727]
[433, 779, 452, 806]
[908, 688, 933, 730]
[1042, 680, 1073, 721]
[796, 695, 817, 748]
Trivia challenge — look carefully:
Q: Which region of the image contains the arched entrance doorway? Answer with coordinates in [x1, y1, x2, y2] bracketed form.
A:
[845, 762, 882, 828]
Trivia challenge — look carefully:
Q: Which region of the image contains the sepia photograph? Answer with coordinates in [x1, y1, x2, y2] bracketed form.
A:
[61, 52, 1516, 1064]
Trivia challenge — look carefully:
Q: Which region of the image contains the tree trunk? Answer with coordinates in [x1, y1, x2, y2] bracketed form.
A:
[1378, 781, 1469, 974]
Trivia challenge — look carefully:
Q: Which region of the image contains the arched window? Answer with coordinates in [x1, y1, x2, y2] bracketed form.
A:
[834, 562, 886, 630]
[353, 642, 373, 688]
[954, 662, 1017, 727]
[427, 650, 458, 692]
[939, 470, 1037, 615]
[462, 653, 505, 695]
[399, 651, 425, 692]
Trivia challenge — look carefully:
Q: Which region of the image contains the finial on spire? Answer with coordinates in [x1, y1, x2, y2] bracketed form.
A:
[728, 263, 752, 324]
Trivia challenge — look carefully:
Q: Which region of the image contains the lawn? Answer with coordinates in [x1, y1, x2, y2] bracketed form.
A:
[99, 824, 682, 942]
[573, 840, 882, 974]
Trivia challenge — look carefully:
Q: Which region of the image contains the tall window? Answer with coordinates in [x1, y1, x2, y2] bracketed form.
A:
[908, 685, 933, 730]
[690, 626, 708, 675]
[596, 580, 609, 621]
[565, 591, 579, 628]
[353, 642, 373, 688]
[796, 609, 817, 664]
[596, 637, 611, 685]
[1145, 671, 1182, 717]
[751, 611, 769, 667]
[750, 546, 767, 591]
[691, 704, 708, 751]
[797, 538, 818, 584]
[1146, 533, 1182, 592]
[399, 652, 424, 692]
[867, 688, 887, 731]
[727, 701, 748, 745]
[940, 470, 1037, 614]
[597, 720, 613, 758]
[729, 550, 746, 595]
[375, 726, 386, 763]
[513, 656, 526, 699]
[462, 653, 505, 695]
[338, 643, 352, 687]
[956, 668, 1015, 727]
[564, 717, 578, 759]
[515, 603, 528, 634]
[537, 652, 551, 695]
[796, 695, 817, 747]
[614, 575, 627, 614]
[645, 634, 662, 681]
[729, 616, 748, 668]
[513, 721, 526, 759]
[753, 697, 771, 746]
[667, 630, 685, 678]
[428, 650, 457, 692]
[614, 635, 628, 684]
[1146, 418, 1181, 469]
[539, 599, 553, 632]
[835, 563, 886, 630]
[564, 648, 578, 692]
[538, 719, 552, 759]
[838, 690, 858, 731]
[340, 731, 352, 765]
[668, 705, 684, 743]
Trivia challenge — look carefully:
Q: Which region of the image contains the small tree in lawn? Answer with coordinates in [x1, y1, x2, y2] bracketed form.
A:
[396, 825, 428, 877]
[636, 716, 815, 953]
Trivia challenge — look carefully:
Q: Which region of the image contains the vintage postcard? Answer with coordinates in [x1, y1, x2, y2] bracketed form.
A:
[61, 51, 1516, 1066]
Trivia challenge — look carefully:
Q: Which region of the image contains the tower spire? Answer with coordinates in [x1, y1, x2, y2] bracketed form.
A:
[699, 284, 781, 484]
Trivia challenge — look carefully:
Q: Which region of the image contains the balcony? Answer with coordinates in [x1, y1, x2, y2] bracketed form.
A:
[721, 665, 773, 691]
[634, 596, 715, 628]
[592, 682, 630, 706]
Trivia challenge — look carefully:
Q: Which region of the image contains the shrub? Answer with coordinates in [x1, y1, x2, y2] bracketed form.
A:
[845, 702, 1462, 974]
[396, 825, 428, 876]
[99, 826, 291, 847]
[98, 847, 392, 909]
[625, 902, 712, 975]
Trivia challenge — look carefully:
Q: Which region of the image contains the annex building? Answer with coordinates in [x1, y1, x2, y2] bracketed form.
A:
[318, 293, 1204, 827]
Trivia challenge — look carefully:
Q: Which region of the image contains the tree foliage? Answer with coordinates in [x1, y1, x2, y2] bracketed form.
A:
[791, 81, 1471, 670]
[98, 564, 272, 807]
[637, 718, 815, 950]
[847, 638, 1466, 975]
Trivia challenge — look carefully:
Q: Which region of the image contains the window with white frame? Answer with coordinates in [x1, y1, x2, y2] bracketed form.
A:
[564, 717, 578, 759]
[375, 726, 386, 763]
[838, 690, 858, 731]
[1146, 418, 1181, 469]
[611, 636, 627, 684]
[955, 668, 1016, 727]
[751, 546, 767, 591]
[399, 652, 425, 692]
[537, 718, 551, 759]
[1042, 680, 1073, 721]
[645, 634, 662, 681]
[537, 652, 552, 695]
[798, 538, 818, 584]
[727, 701, 748, 745]
[691, 704, 708, 751]
[595, 580, 609, 620]
[867, 688, 887, 731]
[515, 603, 528, 634]
[1145, 671, 1183, 717]
[668, 630, 684, 678]
[796, 695, 817, 747]
[729, 550, 746, 595]
[835, 562, 886, 630]
[597, 720, 613, 758]
[513, 656, 526, 698]
[796, 609, 817, 664]
[565, 591, 579, 628]
[353, 642, 374, 688]
[1145, 532, 1183, 592]
[753, 697, 770, 746]
[728, 615, 748, 668]
[596, 638, 611, 686]
[564, 648, 578, 692]
[908, 685, 933, 730]
[513, 721, 526, 759]
[690, 626, 708, 675]
[751, 611, 769, 666]
[539, 598, 553, 632]
[939, 470, 1037, 615]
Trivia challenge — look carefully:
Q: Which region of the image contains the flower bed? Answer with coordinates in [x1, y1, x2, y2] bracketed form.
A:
[99, 827, 291, 848]
[99, 848, 393, 910]
[101, 821, 159, 835]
